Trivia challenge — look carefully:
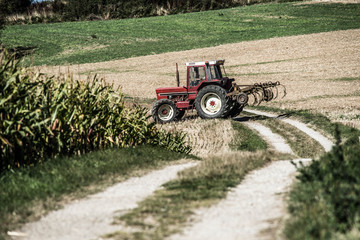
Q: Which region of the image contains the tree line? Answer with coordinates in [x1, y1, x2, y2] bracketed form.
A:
[1, 0, 277, 23]
[0, 0, 283, 42]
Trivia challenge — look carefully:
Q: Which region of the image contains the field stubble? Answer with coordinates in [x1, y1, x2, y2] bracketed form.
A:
[161, 118, 234, 158]
[40, 29, 360, 130]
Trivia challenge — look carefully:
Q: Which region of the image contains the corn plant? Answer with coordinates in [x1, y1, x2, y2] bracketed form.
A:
[0, 50, 191, 172]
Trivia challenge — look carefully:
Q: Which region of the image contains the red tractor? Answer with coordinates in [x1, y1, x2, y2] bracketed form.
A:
[152, 60, 285, 123]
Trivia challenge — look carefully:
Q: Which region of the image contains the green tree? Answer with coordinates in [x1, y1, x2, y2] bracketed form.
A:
[0, 0, 32, 14]
[64, 0, 104, 20]
[0, 1, 6, 43]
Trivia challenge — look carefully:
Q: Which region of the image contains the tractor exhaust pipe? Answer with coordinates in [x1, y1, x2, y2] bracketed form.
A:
[176, 63, 180, 87]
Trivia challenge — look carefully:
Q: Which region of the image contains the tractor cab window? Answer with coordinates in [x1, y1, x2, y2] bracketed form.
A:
[189, 66, 206, 87]
[210, 65, 223, 80]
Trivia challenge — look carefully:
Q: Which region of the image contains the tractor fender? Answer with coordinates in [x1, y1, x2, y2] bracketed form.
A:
[196, 82, 222, 93]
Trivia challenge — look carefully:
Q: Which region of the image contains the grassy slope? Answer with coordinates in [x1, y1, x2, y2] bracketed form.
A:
[2, 2, 360, 66]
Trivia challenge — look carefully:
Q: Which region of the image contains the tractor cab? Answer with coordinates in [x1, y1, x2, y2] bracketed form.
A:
[186, 60, 228, 90]
[155, 59, 231, 101]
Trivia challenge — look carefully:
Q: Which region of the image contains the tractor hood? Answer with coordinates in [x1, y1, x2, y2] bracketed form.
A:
[155, 87, 187, 99]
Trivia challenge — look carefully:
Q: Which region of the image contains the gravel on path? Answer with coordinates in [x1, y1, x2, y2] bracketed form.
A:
[11, 161, 198, 240]
[244, 109, 334, 152]
[244, 122, 294, 155]
[170, 109, 335, 240]
[170, 159, 311, 240]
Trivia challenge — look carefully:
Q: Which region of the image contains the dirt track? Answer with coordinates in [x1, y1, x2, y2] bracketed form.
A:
[170, 159, 311, 240]
[40, 29, 360, 129]
[11, 162, 199, 240]
[170, 110, 333, 240]
[11, 113, 332, 240]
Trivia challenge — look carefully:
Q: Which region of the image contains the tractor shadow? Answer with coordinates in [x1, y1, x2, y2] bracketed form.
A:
[233, 112, 290, 122]
[174, 110, 290, 123]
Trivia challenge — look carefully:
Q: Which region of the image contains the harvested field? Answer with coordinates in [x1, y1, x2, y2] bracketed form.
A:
[161, 118, 234, 158]
[39, 29, 360, 129]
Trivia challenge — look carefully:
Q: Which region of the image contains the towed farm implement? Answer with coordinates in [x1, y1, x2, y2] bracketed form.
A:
[152, 60, 286, 123]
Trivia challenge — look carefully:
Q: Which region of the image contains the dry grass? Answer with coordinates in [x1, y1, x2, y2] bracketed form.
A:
[160, 118, 235, 158]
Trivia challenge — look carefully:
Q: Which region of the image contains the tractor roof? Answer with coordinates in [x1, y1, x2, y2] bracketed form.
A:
[185, 59, 225, 67]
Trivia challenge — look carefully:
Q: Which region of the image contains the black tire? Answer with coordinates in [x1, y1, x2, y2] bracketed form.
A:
[195, 85, 231, 119]
[227, 102, 244, 118]
[236, 92, 248, 105]
[152, 99, 178, 124]
[175, 110, 185, 120]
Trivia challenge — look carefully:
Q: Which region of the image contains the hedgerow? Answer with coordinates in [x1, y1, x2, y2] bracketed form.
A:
[285, 125, 360, 239]
[0, 50, 191, 172]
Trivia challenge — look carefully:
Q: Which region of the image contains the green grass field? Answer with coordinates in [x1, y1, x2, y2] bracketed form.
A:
[2, 2, 360, 66]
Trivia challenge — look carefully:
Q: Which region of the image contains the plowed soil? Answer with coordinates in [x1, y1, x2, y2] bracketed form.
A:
[40, 29, 360, 129]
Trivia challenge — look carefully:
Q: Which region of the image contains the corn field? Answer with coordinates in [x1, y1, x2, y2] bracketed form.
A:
[0, 50, 191, 172]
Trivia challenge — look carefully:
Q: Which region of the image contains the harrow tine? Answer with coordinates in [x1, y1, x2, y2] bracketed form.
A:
[273, 86, 279, 99]
[269, 89, 274, 101]
[280, 84, 287, 98]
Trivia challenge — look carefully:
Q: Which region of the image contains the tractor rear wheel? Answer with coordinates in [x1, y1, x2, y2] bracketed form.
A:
[195, 85, 231, 119]
[152, 99, 178, 123]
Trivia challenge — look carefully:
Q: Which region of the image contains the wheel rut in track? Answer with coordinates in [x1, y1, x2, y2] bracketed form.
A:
[170, 110, 333, 240]
[11, 162, 199, 240]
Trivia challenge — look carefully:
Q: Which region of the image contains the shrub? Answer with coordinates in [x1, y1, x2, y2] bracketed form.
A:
[0, 50, 191, 172]
[286, 125, 360, 239]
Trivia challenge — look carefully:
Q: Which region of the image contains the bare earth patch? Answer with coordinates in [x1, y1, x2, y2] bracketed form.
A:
[39, 29, 360, 129]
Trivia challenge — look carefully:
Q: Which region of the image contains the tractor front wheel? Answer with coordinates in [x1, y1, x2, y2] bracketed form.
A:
[152, 99, 178, 123]
[195, 85, 231, 119]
